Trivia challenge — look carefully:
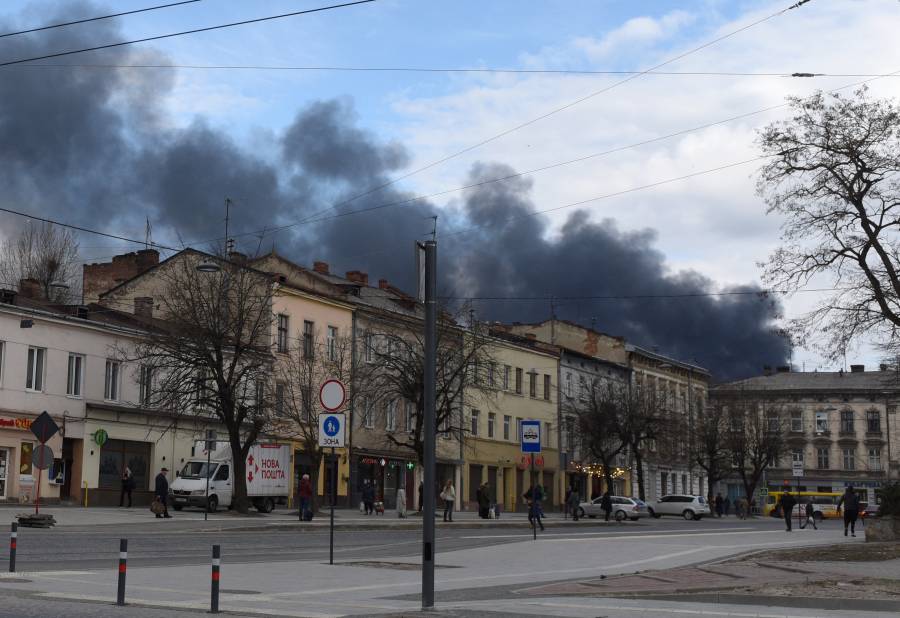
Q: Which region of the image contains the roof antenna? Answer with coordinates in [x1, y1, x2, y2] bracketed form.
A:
[428, 215, 437, 241]
[224, 197, 234, 254]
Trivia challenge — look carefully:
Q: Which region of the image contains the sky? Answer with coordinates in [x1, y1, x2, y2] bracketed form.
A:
[2, 0, 900, 378]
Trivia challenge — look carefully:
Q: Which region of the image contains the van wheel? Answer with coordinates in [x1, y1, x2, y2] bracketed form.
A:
[683, 510, 694, 521]
[207, 496, 218, 513]
[256, 497, 275, 513]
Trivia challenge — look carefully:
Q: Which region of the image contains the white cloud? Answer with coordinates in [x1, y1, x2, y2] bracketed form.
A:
[573, 10, 696, 61]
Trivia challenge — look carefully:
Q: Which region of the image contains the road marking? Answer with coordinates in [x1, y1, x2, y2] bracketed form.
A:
[457, 599, 841, 617]
[461, 528, 767, 540]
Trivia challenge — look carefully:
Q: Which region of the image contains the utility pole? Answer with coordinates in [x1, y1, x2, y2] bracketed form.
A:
[421, 239, 437, 609]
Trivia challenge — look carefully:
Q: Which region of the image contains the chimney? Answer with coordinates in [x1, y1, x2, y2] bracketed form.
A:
[313, 261, 330, 275]
[776, 365, 790, 373]
[83, 250, 160, 304]
[345, 271, 369, 286]
[378, 278, 389, 290]
[19, 278, 43, 299]
[850, 364, 865, 373]
[134, 297, 154, 319]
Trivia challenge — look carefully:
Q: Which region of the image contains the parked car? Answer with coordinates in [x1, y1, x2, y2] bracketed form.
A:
[649, 495, 710, 520]
[576, 496, 649, 521]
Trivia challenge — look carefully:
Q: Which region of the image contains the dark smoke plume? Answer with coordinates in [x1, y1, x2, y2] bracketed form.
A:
[0, 2, 787, 380]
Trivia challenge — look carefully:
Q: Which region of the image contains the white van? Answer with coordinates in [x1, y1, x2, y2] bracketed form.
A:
[170, 442, 290, 513]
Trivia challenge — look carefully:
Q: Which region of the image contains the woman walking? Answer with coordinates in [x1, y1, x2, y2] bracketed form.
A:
[440, 480, 456, 522]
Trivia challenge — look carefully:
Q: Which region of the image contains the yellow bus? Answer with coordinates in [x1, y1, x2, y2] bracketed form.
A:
[764, 491, 844, 520]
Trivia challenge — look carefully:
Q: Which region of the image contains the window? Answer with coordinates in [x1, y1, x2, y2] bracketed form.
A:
[579, 378, 588, 402]
[817, 447, 829, 469]
[815, 411, 828, 433]
[364, 332, 375, 363]
[472, 359, 481, 385]
[503, 365, 510, 390]
[503, 415, 511, 440]
[405, 402, 414, 433]
[327, 326, 338, 361]
[766, 412, 779, 432]
[66, 354, 84, 397]
[840, 409, 854, 433]
[253, 380, 265, 413]
[214, 465, 229, 482]
[790, 410, 803, 432]
[867, 410, 881, 433]
[516, 417, 522, 443]
[543, 374, 551, 401]
[386, 400, 397, 432]
[20, 442, 33, 477]
[302, 320, 314, 358]
[791, 449, 804, 464]
[362, 399, 374, 429]
[487, 412, 495, 438]
[528, 372, 536, 398]
[98, 439, 150, 490]
[0, 341, 4, 385]
[842, 448, 856, 471]
[565, 372, 572, 398]
[868, 448, 882, 471]
[470, 409, 479, 436]
[25, 347, 45, 391]
[544, 422, 551, 446]
[565, 416, 576, 452]
[488, 363, 495, 387]
[139, 365, 153, 407]
[104, 360, 120, 401]
[276, 314, 289, 353]
[300, 385, 312, 422]
[515, 368, 523, 394]
[274, 382, 285, 417]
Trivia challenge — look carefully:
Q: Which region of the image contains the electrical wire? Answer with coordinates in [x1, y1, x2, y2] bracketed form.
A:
[0, 0, 377, 68]
[0, 0, 203, 39]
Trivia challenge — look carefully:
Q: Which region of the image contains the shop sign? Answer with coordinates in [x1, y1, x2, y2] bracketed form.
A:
[360, 457, 387, 466]
[93, 429, 109, 446]
[0, 417, 32, 431]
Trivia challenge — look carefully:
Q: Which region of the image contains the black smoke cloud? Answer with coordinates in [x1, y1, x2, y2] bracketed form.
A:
[0, 2, 787, 379]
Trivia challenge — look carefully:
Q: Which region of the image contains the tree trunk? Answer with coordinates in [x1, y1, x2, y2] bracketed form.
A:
[633, 449, 646, 501]
[310, 450, 323, 512]
[230, 434, 249, 514]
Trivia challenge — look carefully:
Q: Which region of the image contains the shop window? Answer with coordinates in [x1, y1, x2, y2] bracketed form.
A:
[99, 439, 151, 490]
[19, 442, 33, 477]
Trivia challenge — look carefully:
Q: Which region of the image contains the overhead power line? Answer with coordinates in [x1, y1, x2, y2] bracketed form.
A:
[284, 0, 811, 226]
[0, 1, 203, 39]
[0, 0, 377, 68]
[440, 287, 847, 302]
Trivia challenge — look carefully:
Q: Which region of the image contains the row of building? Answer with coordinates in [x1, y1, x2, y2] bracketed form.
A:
[0, 247, 896, 512]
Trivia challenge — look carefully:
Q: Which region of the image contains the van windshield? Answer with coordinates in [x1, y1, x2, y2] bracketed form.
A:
[180, 462, 216, 479]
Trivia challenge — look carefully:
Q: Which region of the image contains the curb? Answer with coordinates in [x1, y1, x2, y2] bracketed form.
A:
[638, 592, 900, 612]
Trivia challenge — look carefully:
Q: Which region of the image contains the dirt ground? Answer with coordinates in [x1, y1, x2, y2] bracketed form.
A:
[735, 578, 900, 600]
[733, 541, 900, 562]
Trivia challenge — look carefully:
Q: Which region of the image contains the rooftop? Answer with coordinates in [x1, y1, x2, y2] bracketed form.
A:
[715, 369, 899, 392]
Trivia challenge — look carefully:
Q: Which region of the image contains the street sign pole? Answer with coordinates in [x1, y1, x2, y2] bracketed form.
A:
[530, 455, 536, 541]
[330, 446, 336, 565]
[421, 240, 437, 610]
[317, 405, 346, 568]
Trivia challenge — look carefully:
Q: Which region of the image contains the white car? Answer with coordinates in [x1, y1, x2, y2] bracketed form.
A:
[649, 495, 710, 520]
[576, 496, 650, 521]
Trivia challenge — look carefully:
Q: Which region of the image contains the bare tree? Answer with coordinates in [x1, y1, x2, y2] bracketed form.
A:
[689, 401, 733, 504]
[571, 379, 627, 495]
[724, 396, 786, 509]
[0, 222, 80, 302]
[276, 332, 364, 511]
[126, 254, 275, 513]
[615, 383, 666, 501]
[364, 312, 496, 463]
[757, 87, 900, 357]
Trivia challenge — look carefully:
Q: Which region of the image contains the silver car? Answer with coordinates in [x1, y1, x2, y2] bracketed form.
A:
[576, 496, 649, 521]
[649, 494, 710, 520]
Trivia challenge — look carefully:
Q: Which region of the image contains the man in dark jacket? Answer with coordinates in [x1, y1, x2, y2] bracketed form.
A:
[837, 485, 861, 537]
[601, 491, 613, 522]
[780, 492, 796, 531]
[154, 468, 172, 518]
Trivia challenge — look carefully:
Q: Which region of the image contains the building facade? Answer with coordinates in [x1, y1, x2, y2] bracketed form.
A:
[712, 366, 899, 505]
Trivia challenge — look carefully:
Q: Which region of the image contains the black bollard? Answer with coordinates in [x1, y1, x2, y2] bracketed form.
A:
[116, 538, 127, 606]
[211, 544, 221, 613]
[9, 523, 16, 573]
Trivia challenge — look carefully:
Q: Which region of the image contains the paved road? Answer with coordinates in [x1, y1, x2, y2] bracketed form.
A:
[11, 514, 803, 571]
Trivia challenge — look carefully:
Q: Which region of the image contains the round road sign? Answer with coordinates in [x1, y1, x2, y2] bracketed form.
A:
[33, 444, 53, 470]
[319, 379, 346, 411]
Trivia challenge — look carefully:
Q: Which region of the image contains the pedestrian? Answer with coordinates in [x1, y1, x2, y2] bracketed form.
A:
[397, 487, 407, 518]
[417, 481, 424, 513]
[723, 497, 731, 516]
[568, 485, 581, 521]
[477, 483, 491, 519]
[837, 485, 861, 537]
[154, 467, 172, 519]
[119, 465, 134, 508]
[800, 501, 817, 530]
[298, 473, 313, 521]
[362, 479, 375, 515]
[524, 484, 545, 531]
[736, 496, 747, 520]
[779, 492, 796, 531]
[714, 492, 724, 518]
[601, 490, 613, 522]
[440, 480, 455, 522]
